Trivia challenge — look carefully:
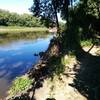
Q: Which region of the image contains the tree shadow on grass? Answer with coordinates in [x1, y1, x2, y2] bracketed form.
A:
[69, 48, 100, 100]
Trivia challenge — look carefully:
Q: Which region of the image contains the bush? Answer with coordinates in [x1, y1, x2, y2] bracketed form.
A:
[0, 9, 47, 27]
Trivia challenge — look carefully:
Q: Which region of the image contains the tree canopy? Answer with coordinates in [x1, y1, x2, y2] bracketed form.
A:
[30, 0, 77, 24]
[30, 0, 100, 53]
[0, 9, 54, 27]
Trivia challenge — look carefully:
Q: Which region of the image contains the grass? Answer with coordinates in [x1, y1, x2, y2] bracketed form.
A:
[61, 54, 75, 65]
[8, 75, 32, 97]
[0, 26, 48, 34]
[81, 39, 93, 47]
[48, 53, 76, 77]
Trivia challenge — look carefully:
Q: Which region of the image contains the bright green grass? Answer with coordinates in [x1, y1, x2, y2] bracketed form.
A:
[81, 40, 93, 47]
[0, 26, 48, 34]
[8, 76, 32, 97]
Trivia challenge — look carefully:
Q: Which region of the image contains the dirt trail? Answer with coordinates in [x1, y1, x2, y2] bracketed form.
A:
[7, 46, 100, 100]
[33, 46, 100, 100]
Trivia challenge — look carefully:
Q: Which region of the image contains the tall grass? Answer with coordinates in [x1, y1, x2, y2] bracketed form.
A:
[0, 26, 48, 34]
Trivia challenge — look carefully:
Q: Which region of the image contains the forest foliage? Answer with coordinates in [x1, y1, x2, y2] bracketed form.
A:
[0, 9, 55, 27]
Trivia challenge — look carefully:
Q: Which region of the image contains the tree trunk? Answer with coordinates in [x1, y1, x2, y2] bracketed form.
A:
[61, 0, 83, 55]
[52, 0, 60, 33]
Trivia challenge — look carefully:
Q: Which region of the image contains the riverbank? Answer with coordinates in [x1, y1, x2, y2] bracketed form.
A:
[0, 34, 53, 100]
[7, 36, 100, 100]
[0, 26, 48, 34]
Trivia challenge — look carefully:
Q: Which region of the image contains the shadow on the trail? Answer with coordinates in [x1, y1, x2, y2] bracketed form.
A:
[69, 48, 100, 100]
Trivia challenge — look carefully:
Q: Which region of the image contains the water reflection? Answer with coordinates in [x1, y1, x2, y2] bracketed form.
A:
[0, 34, 53, 98]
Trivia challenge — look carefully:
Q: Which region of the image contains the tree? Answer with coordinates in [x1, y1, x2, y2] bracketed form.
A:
[30, 0, 82, 53]
[0, 9, 49, 27]
[30, 0, 76, 32]
[0, 9, 10, 26]
[30, 0, 100, 54]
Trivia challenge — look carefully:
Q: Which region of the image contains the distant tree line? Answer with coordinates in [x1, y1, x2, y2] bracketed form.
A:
[0, 9, 56, 27]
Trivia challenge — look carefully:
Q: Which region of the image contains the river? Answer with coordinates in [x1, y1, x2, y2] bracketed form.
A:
[0, 34, 53, 99]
